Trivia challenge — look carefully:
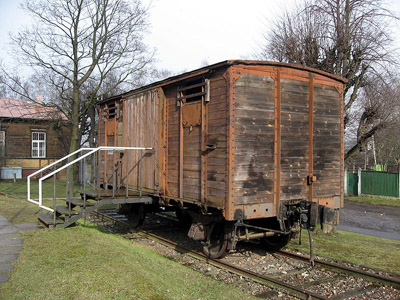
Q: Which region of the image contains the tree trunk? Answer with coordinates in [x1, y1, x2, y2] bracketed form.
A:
[68, 84, 81, 184]
[88, 103, 97, 148]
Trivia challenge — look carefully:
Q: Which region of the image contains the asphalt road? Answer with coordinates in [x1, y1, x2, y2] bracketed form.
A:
[338, 200, 400, 240]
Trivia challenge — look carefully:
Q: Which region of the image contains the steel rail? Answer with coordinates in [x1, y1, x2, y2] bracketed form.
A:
[91, 210, 327, 300]
[94, 209, 400, 292]
[277, 250, 400, 289]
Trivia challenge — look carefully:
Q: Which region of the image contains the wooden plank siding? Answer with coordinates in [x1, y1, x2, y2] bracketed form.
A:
[121, 90, 160, 192]
[165, 87, 180, 196]
[229, 65, 344, 219]
[205, 71, 228, 206]
[279, 79, 310, 201]
[165, 71, 228, 206]
[232, 73, 275, 206]
[1, 121, 69, 159]
[312, 84, 342, 198]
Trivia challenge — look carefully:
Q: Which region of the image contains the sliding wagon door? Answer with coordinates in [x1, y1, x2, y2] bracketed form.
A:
[122, 90, 160, 193]
[177, 78, 208, 201]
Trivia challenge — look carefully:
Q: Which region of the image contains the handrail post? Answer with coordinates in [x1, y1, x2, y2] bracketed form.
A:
[27, 176, 31, 202]
[80, 155, 83, 187]
[112, 150, 116, 198]
[117, 151, 121, 190]
[126, 149, 129, 198]
[67, 165, 71, 217]
[83, 155, 87, 223]
[53, 165, 57, 226]
[39, 179, 43, 207]
[97, 149, 101, 200]
[139, 149, 143, 197]
[92, 151, 96, 190]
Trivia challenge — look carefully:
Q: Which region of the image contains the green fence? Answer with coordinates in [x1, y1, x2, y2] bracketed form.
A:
[347, 170, 399, 197]
[361, 171, 399, 197]
[347, 173, 359, 196]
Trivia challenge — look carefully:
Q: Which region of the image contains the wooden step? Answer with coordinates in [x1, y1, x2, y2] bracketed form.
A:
[55, 206, 79, 215]
[64, 198, 94, 207]
[36, 213, 63, 227]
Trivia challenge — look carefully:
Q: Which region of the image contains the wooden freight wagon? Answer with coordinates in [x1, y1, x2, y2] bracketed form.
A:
[98, 60, 345, 258]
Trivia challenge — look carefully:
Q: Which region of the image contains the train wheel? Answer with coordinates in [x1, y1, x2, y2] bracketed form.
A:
[202, 222, 228, 259]
[127, 203, 146, 228]
[116, 203, 130, 215]
[263, 233, 292, 251]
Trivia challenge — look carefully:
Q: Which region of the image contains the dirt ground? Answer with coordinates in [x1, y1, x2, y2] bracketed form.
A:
[339, 200, 400, 233]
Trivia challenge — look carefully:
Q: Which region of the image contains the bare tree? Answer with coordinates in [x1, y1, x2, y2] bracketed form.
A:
[346, 77, 400, 169]
[258, 0, 399, 161]
[2, 0, 153, 155]
[345, 75, 400, 158]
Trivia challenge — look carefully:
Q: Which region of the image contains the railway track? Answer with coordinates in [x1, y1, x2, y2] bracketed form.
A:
[90, 209, 400, 300]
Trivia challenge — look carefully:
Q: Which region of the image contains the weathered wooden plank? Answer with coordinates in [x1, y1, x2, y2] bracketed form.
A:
[207, 187, 226, 197]
[235, 109, 274, 119]
[183, 190, 201, 200]
[235, 102, 275, 111]
[232, 72, 276, 207]
[182, 170, 201, 180]
[206, 196, 225, 207]
[234, 93, 274, 104]
[207, 157, 227, 166]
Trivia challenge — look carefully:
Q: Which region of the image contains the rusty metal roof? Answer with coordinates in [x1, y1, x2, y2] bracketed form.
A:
[0, 98, 66, 120]
[99, 60, 348, 104]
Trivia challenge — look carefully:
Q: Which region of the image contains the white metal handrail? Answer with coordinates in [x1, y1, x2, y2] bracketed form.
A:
[27, 148, 95, 203]
[27, 146, 153, 212]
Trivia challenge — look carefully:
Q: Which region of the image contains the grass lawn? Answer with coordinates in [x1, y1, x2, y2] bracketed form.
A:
[0, 178, 81, 200]
[0, 178, 399, 300]
[345, 195, 400, 207]
[0, 179, 82, 225]
[0, 225, 258, 300]
[0, 194, 40, 224]
[286, 229, 400, 275]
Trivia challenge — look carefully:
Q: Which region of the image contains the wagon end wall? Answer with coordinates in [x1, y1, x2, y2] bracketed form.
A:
[228, 65, 344, 221]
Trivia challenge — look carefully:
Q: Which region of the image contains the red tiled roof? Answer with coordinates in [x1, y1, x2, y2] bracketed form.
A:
[0, 98, 66, 120]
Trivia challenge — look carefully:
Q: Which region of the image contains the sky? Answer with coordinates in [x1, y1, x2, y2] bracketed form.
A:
[0, 0, 399, 74]
[139, 0, 298, 72]
[0, 0, 298, 73]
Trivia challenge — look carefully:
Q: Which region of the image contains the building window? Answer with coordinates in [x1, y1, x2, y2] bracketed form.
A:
[32, 132, 46, 158]
[0, 131, 4, 157]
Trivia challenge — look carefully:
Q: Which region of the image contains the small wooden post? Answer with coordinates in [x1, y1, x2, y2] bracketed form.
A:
[357, 168, 362, 196]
